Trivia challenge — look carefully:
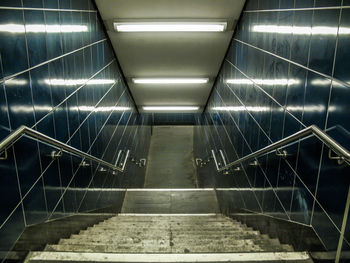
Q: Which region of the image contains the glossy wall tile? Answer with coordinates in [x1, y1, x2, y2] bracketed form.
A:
[194, 0, 350, 253]
[0, 0, 151, 260]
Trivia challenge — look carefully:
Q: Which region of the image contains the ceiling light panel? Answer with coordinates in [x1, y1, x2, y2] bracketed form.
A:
[132, 78, 209, 84]
[114, 22, 227, 32]
[143, 106, 199, 111]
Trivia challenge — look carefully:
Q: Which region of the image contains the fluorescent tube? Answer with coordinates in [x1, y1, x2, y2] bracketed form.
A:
[114, 22, 226, 32]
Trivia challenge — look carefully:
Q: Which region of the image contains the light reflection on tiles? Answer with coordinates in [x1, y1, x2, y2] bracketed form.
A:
[194, 0, 350, 253]
[0, 0, 151, 259]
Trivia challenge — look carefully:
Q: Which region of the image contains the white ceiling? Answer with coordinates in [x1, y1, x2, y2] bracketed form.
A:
[95, 0, 246, 113]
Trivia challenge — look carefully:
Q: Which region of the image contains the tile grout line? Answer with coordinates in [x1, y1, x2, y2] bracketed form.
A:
[93, 113, 136, 207]
[32, 59, 115, 129]
[48, 90, 131, 218]
[4, 83, 125, 226]
[233, 39, 350, 89]
[288, 0, 315, 220]
[244, 5, 350, 13]
[22, 0, 50, 220]
[207, 106, 248, 210]
[0, 38, 107, 85]
[225, 58, 307, 128]
[214, 89, 291, 220]
[0, 6, 97, 12]
[86, 109, 135, 209]
[311, 0, 343, 227]
[325, 4, 346, 262]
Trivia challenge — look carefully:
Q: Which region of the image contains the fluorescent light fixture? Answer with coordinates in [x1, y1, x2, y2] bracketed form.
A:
[114, 22, 227, 32]
[132, 78, 209, 84]
[143, 106, 199, 111]
[0, 24, 88, 33]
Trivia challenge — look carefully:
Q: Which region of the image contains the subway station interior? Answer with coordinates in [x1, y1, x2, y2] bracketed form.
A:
[0, 0, 350, 262]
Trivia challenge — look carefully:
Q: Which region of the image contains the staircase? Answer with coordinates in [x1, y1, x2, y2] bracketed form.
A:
[24, 190, 313, 262]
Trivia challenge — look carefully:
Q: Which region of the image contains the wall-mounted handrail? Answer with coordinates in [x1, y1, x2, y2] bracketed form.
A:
[0, 125, 126, 172]
[216, 125, 350, 172]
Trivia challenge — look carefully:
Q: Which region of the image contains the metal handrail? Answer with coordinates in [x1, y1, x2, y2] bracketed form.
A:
[215, 125, 350, 172]
[0, 125, 128, 172]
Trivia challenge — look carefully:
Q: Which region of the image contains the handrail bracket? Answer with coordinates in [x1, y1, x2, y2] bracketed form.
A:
[329, 149, 345, 165]
[195, 158, 203, 167]
[0, 149, 7, 160]
[50, 150, 62, 160]
[275, 150, 289, 158]
[139, 158, 147, 167]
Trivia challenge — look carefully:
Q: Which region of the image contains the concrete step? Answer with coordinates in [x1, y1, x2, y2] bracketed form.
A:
[68, 232, 269, 241]
[79, 228, 255, 236]
[93, 222, 246, 228]
[25, 251, 313, 263]
[58, 235, 273, 246]
[44, 241, 293, 253]
[52, 242, 292, 253]
[106, 216, 229, 221]
[103, 219, 234, 225]
[99, 220, 242, 226]
[88, 225, 248, 232]
[44, 243, 265, 253]
[92, 219, 246, 226]
[87, 224, 251, 230]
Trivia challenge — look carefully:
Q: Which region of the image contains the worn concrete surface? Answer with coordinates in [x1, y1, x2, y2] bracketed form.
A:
[39, 215, 294, 255]
[25, 251, 313, 263]
[144, 126, 197, 188]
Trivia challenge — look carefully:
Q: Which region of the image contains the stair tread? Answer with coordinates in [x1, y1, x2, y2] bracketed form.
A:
[80, 227, 256, 231]
[68, 233, 267, 240]
[79, 229, 256, 235]
[88, 222, 249, 226]
[58, 237, 277, 246]
[23, 212, 296, 261]
[25, 251, 312, 263]
[45, 243, 292, 253]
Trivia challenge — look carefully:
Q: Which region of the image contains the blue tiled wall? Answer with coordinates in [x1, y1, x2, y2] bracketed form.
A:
[0, 0, 150, 258]
[195, 0, 350, 252]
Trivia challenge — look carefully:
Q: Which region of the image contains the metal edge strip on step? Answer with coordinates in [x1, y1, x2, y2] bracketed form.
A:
[116, 213, 219, 216]
[126, 188, 215, 191]
[25, 251, 311, 263]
